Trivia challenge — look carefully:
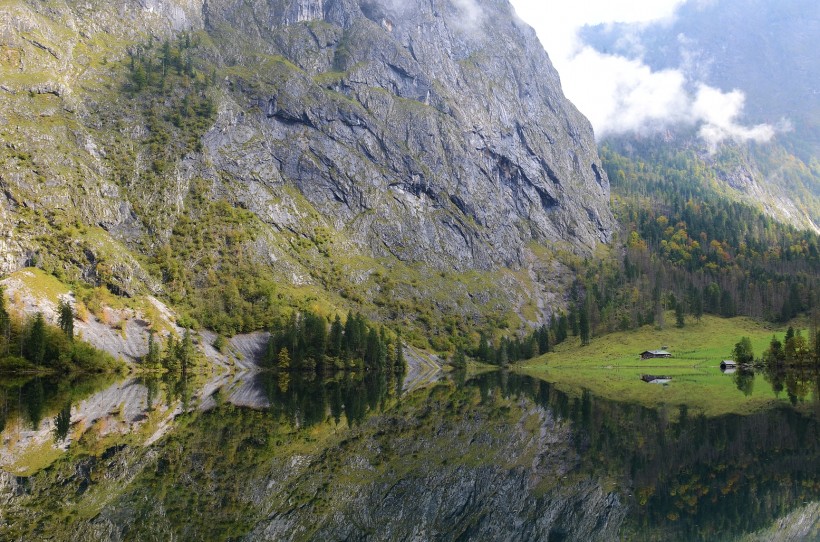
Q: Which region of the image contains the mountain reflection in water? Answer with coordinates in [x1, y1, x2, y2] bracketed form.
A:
[0, 367, 818, 541]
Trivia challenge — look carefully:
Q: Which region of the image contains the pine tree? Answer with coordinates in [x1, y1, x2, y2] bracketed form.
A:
[163, 336, 179, 371]
[343, 311, 357, 356]
[557, 314, 569, 343]
[527, 334, 539, 358]
[328, 314, 343, 358]
[477, 332, 491, 363]
[705, 283, 721, 314]
[58, 299, 74, 340]
[498, 340, 509, 367]
[675, 302, 685, 328]
[146, 332, 161, 367]
[579, 304, 591, 346]
[452, 349, 466, 369]
[132, 64, 147, 91]
[355, 314, 367, 358]
[720, 290, 736, 317]
[790, 331, 809, 363]
[783, 328, 798, 363]
[569, 305, 579, 336]
[179, 328, 195, 373]
[537, 325, 549, 354]
[691, 291, 703, 322]
[763, 335, 785, 366]
[394, 333, 405, 371]
[161, 39, 171, 75]
[302, 312, 327, 365]
[785, 330, 809, 363]
[364, 328, 381, 370]
[779, 283, 802, 322]
[25, 312, 47, 366]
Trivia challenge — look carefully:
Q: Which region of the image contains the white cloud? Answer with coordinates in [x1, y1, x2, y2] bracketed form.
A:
[692, 85, 778, 147]
[559, 47, 692, 135]
[453, 0, 484, 30]
[509, 0, 778, 145]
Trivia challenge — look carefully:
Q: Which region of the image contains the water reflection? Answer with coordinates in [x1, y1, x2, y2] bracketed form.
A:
[53, 403, 71, 443]
[761, 365, 820, 406]
[719, 362, 820, 407]
[733, 367, 755, 396]
[468, 370, 820, 541]
[0, 371, 208, 473]
[0, 374, 115, 436]
[1, 366, 818, 541]
[255, 369, 404, 428]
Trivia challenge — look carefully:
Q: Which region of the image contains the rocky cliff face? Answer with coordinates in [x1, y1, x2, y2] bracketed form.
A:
[0, 0, 613, 331]
[199, 0, 612, 270]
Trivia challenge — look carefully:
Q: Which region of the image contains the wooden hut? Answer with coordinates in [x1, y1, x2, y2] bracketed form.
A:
[641, 374, 672, 384]
[720, 360, 737, 370]
[640, 350, 672, 360]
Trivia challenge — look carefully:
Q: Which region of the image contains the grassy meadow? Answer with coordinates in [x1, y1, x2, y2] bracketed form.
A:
[519, 312, 816, 417]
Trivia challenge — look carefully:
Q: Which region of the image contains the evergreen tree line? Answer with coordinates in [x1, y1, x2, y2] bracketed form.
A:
[759, 326, 820, 367]
[142, 328, 198, 374]
[575, 142, 820, 335]
[0, 288, 120, 373]
[262, 310, 406, 374]
[464, 305, 592, 367]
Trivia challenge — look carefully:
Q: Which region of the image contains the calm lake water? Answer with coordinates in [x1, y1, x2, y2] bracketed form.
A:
[1, 366, 818, 541]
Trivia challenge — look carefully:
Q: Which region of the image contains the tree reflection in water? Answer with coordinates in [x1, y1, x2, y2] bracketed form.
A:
[0, 365, 817, 542]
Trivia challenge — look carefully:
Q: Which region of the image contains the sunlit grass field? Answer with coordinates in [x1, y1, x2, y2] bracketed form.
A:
[519, 312, 816, 417]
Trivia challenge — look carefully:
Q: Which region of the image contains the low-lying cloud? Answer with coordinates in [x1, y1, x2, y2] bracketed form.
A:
[374, 0, 484, 32]
[692, 85, 782, 147]
[510, 0, 782, 146]
[452, 0, 485, 30]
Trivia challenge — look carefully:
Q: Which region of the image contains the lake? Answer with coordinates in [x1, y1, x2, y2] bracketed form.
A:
[1, 366, 818, 541]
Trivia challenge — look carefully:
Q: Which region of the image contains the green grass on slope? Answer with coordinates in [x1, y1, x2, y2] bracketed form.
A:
[520, 313, 813, 417]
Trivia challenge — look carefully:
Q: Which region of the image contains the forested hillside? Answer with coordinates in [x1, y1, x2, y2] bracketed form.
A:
[578, 141, 819, 336]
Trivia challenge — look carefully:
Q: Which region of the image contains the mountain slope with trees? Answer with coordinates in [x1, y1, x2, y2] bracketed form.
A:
[587, 140, 818, 336]
[0, 0, 613, 357]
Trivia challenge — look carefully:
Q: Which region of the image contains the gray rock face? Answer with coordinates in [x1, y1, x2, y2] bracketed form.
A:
[200, 0, 613, 271]
[0, 0, 613, 326]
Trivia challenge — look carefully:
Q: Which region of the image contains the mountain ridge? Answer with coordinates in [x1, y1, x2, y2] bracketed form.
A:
[0, 0, 613, 346]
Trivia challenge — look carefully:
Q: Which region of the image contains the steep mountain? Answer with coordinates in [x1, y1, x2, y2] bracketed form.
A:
[0, 0, 612, 346]
[581, 0, 820, 233]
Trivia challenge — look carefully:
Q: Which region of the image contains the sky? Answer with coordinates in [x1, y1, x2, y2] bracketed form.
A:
[507, 0, 778, 145]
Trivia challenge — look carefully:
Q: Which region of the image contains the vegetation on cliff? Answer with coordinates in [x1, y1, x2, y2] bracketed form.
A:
[0, 286, 122, 374]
